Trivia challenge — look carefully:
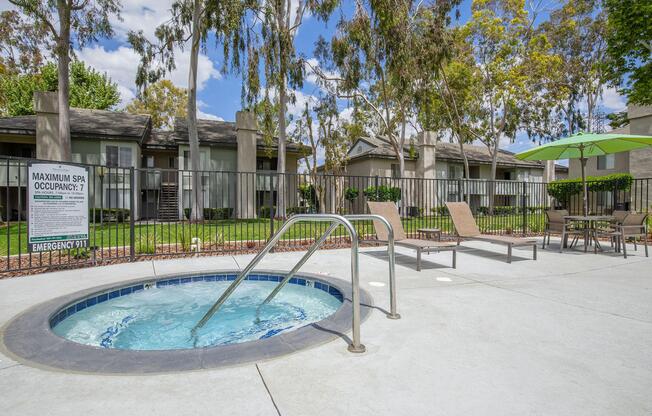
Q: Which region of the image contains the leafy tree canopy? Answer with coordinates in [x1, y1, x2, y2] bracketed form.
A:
[125, 80, 188, 130]
[0, 60, 120, 116]
[605, 0, 652, 105]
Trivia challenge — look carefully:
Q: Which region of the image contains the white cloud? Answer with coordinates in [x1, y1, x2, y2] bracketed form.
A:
[111, 0, 176, 41]
[197, 110, 224, 121]
[600, 87, 627, 112]
[76, 45, 220, 107]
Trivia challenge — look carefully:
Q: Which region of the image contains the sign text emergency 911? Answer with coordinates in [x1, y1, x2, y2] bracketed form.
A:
[28, 163, 90, 253]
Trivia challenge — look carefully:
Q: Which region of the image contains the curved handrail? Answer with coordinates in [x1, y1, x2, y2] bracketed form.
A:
[344, 214, 399, 319]
[190, 214, 365, 353]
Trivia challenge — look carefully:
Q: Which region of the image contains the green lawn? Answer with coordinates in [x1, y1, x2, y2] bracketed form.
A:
[0, 214, 546, 256]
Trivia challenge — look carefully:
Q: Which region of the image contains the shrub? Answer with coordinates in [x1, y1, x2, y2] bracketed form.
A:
[184, 208, 233, 220]
[91, 208, 130, 223]
[259, 206, 275, 218]
[363, 185, 401, 202]
[287, 206, 309, 215]
[298, 184, 318, 209]
[135, 233, 159, 255]
[547, 173, 633, 204]
[431, 206, 449, 216]
[344, 187, 359, 202]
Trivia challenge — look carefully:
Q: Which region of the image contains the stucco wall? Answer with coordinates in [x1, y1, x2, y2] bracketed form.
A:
[568, 151, 630, 179]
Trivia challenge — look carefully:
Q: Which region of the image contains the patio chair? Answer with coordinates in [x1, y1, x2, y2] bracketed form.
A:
[367, 202, 457, 271]
[542, 209, 584, 252]
[595, 212, 649, 258]
[445, 202, 537, 263]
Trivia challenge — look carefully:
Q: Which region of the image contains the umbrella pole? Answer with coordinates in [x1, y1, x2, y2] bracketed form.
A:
[580, 145, 588, 216]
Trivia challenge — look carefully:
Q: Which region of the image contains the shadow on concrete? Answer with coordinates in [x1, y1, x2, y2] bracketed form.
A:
[361, 249, 452, 271]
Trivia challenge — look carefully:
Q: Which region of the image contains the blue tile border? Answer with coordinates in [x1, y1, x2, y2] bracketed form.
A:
[49, 272, 344, 329]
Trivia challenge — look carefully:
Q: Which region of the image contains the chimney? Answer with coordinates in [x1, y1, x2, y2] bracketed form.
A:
[33, 91, 65, 161]
[235, 110, 258, 218]
[235, 110, 257, 173]
[543, 160, 556, 183]
[416, 130, 437, 179]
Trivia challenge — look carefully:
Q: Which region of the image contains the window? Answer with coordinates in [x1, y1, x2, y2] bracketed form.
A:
[183, 150, 208, 170]
[256, 157, 277, 171]
[597, 154, 615, 170]
[168, 156, 177, 169]
[143, 155, 154, 168]
[106, 145, 132, 167]
[448, 164, 463, 179]
[391, 164, 400, 179]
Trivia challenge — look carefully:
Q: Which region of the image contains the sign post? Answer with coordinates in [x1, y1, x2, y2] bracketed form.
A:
[28, 162, 89, 252]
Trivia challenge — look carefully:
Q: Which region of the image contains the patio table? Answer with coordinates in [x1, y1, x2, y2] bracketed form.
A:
[417, 228, 442, 241]
[563, 215, 614, 252]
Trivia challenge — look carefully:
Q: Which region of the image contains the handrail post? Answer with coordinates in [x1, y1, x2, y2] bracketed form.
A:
[345, 214, 399, 319]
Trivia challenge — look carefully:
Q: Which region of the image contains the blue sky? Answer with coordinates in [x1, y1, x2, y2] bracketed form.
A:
[1, 0, 627, 159]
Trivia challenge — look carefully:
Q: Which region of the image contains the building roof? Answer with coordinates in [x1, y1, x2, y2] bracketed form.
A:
[347, 137, 568, 171]
[0, 108, 151, 142]
[144, 117, 308, 154]
[0, 111, 308, 154]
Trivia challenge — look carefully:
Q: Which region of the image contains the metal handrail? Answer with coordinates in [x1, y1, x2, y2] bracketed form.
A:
[253, 214, 400, 322]
[344, 214, 400, 320]
[190, 214, 366, 353]
[254, 222, 339, 324]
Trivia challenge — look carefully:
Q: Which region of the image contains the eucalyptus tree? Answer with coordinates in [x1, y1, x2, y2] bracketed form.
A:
[310, 0, 456, 178]
[294, 94, 346, 212]
[540, 0, 611, 134]
[418, 27, 482, 186]
[8, 0, 121, 162]
[129, 0, 247, 221]
[245, 0, 340, 217]
[0, 10, 49, 75]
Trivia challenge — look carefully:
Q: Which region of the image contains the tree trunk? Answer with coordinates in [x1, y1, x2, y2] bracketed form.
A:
[276, 79, 287, 218]
[56, 0, 71, 162]
[458, 138, 471, 202]
[188, 0, 203, 222]
[488, 139, 499, 214]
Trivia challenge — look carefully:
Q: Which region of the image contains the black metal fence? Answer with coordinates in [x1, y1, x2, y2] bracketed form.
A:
[1, 156, 650, 274]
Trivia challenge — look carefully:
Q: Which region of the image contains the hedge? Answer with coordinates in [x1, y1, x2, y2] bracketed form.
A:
[547, 173, 633, 203]
[363, 185, 401, 202]
[184, 207, 233, 220]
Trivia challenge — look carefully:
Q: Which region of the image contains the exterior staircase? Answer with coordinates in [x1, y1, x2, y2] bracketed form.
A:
[158, 184, 180, 221]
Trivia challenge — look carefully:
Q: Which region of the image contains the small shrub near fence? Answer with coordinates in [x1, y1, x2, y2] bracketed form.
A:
[476, 206, 546, 215]
[363, 185, 401, 202]
[184, 208, 233, 220]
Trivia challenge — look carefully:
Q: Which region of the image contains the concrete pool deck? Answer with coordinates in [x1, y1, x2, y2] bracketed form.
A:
[0, 238, 651, 415]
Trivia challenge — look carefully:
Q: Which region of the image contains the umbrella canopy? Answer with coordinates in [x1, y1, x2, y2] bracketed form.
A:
[515, 132, 652, 216]
[516, 132, 652, 161]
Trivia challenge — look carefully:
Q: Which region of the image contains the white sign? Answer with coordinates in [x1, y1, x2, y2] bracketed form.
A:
[28, 162, 89, 252]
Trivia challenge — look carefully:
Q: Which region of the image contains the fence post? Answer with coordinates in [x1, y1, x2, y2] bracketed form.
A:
[374, 175, 379, 200]
[521, 181, 527, 235]
[269, 172, 275, 240]
[129, 167, 136, 261]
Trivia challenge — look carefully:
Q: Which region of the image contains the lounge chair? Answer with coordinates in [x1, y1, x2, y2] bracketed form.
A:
[367, 202, 457, 270]
[445, 202, 537, 263]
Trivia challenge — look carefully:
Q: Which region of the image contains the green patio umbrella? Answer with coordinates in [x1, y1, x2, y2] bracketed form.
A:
[515, 132, 652, 216]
